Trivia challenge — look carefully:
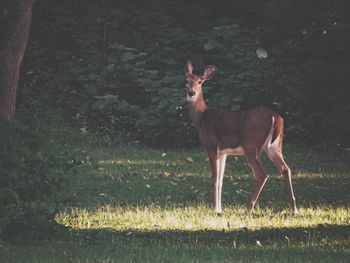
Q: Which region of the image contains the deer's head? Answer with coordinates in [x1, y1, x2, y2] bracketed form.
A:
[185, 61, 216, 102]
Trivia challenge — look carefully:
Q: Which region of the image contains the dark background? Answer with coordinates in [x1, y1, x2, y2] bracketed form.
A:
[5, 0, 348, 148]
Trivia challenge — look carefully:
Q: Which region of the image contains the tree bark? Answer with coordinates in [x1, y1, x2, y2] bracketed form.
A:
[0, 0, 34, 122]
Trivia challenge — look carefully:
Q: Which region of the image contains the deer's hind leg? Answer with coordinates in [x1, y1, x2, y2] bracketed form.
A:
[264, 138, 298, 214]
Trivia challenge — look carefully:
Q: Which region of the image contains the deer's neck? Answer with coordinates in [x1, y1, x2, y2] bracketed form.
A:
[188, 94, 208, 128]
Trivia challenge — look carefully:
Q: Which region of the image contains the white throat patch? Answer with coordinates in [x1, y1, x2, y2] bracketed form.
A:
[187, 94, 197, 102]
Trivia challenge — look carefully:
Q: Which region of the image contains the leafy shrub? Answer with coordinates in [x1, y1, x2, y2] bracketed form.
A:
[21, 0, 350, 148]
[0, 120, 73, 240]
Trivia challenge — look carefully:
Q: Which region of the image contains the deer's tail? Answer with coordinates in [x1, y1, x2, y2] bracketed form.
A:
[271, 115, 284, 148]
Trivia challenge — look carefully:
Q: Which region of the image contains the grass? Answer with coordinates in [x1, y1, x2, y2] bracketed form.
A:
[1, 136, 350, 262]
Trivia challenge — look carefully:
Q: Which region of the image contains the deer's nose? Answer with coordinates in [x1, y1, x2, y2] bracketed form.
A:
[187, 91, 196, 97]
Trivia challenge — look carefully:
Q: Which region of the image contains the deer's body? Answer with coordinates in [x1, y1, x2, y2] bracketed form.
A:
[195, 107, 280, 154]
[185, 61, 298, 214]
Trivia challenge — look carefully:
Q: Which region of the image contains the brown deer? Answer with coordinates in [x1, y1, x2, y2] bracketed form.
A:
[185, 61, 298, 215]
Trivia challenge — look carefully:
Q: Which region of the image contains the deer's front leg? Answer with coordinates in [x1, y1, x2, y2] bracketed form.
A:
[208, 150, 227, 215]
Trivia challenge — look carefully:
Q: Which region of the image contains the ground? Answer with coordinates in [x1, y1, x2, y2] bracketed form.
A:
[1, 139, 349, 262]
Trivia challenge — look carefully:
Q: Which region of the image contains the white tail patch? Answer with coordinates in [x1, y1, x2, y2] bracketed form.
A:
[264, 116, 277, 149]
[263, 116, 274, 148]
[264, 116, 281, 158]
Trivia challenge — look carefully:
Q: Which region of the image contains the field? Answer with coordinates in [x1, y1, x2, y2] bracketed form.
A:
[1, 139, 349, 262]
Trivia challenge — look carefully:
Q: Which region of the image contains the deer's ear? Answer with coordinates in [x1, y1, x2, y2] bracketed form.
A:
[185, 60, 193, 74]
[202, 66, 216, 80]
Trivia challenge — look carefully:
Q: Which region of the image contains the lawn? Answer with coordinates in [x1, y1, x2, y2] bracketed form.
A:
[1, 140, 350, 262]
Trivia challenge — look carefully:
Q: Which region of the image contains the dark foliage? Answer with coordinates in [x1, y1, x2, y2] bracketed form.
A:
[18, 0, 350, 148]
[0, 120, 73, 241]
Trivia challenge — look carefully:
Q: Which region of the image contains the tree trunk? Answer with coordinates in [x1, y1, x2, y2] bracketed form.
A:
[0, 0, 33, 122]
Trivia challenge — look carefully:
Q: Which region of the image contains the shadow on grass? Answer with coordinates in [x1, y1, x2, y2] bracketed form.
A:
[4, 224, 346, 262]
[63, 224, 350, 247]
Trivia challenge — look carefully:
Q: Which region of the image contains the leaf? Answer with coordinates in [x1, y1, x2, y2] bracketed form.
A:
[120, 52, 138, 62]
[231, 104, 240, 111]
[160, 58, 177, 65]
[107, 53, 119, 63]
[186, 157, 194, 163]
[108, 42, 124, 50]
[232, 96, 243, 102]
[91, 95, 119, 113]
[117, 63, 134, 72]
[203, 39, 217, 51]
[256, 47, 268, 59]
[144, 70, 159, 79]
[213, 24, 239, 31]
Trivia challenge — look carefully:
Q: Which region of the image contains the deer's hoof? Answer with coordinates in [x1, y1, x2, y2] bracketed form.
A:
[292, 207, 299, 215]
[247, 203, 255, 212]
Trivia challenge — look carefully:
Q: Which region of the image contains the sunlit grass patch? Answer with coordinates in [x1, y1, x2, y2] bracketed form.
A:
[56, 204, 350, 232]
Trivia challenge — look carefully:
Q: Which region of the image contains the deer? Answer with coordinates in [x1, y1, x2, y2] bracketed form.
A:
[185, 60, 298, 215]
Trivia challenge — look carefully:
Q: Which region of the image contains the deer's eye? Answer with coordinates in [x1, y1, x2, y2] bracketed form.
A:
[185, 80, 189, 84]
[198, 80, 202, 84]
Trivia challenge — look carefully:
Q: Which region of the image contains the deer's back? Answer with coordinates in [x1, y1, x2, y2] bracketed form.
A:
[199, 106, 280, 153]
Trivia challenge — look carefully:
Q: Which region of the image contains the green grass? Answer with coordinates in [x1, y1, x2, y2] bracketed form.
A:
[1, 138, 350, 262]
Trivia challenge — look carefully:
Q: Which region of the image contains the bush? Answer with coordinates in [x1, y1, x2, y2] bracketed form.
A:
[22, 0, 350, 148]
[0, 120, 73, 241]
